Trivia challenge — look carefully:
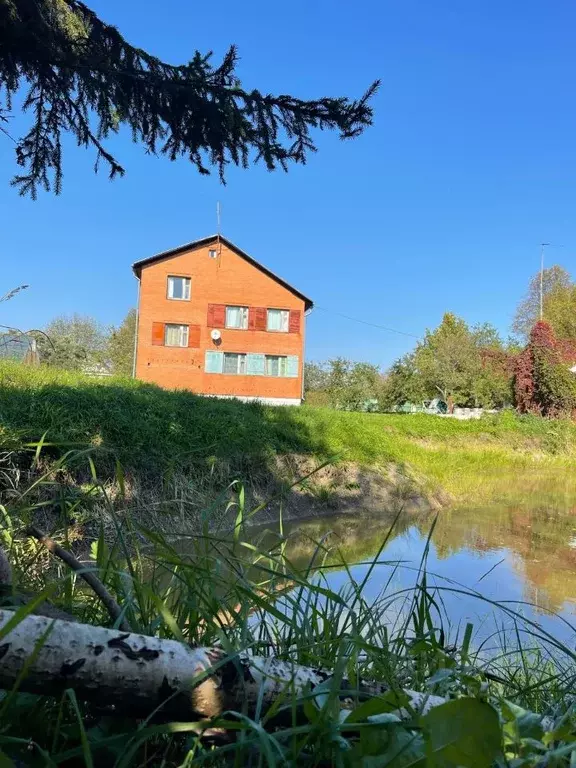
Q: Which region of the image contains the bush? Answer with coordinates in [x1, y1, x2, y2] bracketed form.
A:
[514, 321, 576, 417]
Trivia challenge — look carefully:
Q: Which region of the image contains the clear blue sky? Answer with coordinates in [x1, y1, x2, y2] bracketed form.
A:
[1, 0, 576, 368]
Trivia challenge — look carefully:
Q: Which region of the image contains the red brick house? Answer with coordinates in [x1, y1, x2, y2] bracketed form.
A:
[132, 235, 313, 405]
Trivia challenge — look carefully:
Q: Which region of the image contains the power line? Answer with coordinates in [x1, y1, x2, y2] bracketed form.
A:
[313, 305, 420, 338]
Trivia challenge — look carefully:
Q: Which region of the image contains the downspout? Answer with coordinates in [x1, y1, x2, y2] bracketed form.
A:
[132, 276, 140, 379]
[302, 306, 313, 403]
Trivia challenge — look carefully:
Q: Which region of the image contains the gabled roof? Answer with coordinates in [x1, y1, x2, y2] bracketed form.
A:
[132, 234, 313, 310]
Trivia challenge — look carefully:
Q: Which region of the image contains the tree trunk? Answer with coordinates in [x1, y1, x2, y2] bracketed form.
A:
[0, 609, 444, 720]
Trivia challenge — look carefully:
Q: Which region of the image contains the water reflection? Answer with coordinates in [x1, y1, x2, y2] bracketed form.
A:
[259, 470, 576, 645]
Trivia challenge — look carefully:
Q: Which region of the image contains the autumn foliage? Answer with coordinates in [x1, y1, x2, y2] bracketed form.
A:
[514, 321, 576, 417]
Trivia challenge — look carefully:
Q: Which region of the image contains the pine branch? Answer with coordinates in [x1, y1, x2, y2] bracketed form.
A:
[0, 0, 379, 196]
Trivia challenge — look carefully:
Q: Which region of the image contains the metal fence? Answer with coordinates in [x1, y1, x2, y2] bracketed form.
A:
[0, 331, 39, 363]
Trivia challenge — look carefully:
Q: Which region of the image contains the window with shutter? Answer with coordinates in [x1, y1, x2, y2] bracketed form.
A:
[246, 353, 265, 375]
[165, 324, 189, 347]
[207, 304, 226, 327]
[286, 355, 299, 377]
[289, 310, 301, 333]
[226, 306, 249, 329]
[267, 309, 289, 332]
[265, 355, 288, 377]
[205, 351, 224, 373]
[223, 353, 247, 374]
[188, 325, 201, 348]
[249, 307, 267, 331]
[151, 322, 164, 346]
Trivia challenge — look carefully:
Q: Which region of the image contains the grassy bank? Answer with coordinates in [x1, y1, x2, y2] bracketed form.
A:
[2, 467, 576, 765]
[0, 361, 575, 513]
[1, 370, 576, 763]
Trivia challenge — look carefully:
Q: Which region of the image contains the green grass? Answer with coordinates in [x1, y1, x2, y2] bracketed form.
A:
[1, 456, 576, 765]
[1, 364, 576, 763]
[1, 361, 575, 506]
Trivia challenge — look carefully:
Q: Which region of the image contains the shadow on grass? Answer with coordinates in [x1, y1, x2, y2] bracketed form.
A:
[0, 378, 331, 478]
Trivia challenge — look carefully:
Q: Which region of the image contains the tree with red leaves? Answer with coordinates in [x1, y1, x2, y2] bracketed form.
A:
[514, 321, 576, 417]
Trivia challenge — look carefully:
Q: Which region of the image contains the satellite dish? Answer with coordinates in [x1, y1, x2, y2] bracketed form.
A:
[211, 329, 221, 341]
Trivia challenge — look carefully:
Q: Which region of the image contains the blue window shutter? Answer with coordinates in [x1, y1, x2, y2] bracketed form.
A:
[205, 351, 223, 373]
[286, 355, 299, 378]
[247, 353, 265, 375]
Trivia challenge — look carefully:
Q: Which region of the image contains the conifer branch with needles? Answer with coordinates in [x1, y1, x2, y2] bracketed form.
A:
[0, 0, 379, 197]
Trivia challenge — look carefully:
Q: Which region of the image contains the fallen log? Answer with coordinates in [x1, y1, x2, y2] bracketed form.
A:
[0, 609, 444, 721]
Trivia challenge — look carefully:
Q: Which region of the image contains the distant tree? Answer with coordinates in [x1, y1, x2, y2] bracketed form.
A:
[380, 318, 514, 411]
[470, 351, 514, 408]
[306, 358, 382, 410]
[414, 313, 479, 406]
[304, 362, 329, 395]
[543, 285, 576, 342]
[345, 362, 382, 411]
[469, 323, 514, 408]
[379, 353, 430, 409]
[512, 266, 572, 341]
[514, 321, 576, 417]
[107, 309, 136, 376]
[0, 0, 378, 197]
[40, 313, 107, 370]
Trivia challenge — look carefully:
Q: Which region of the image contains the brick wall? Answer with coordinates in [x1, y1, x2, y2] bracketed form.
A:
[135, 240, 307, 400]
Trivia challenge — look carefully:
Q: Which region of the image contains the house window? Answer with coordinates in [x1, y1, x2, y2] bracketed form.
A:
[165, 324, 189, 347]
[267, 308, 289, 332]
[226, 306, 249, 330]
[223, 352, 247, 374]
[265, 355, 288, 377]
[167, 276, 191, 301]
[209, 248, 218, 259]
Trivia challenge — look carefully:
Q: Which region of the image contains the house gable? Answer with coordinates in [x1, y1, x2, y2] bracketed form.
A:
[133, 235, 313, 311]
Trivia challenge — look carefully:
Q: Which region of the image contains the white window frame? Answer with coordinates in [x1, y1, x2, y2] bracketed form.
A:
[267, 308, 290, 332]
[223, 352, 247, 375]
[167, 275, 191, 301]
[165, 324, 189, 347]
[265, 355, 288, 377]
[225, 306, 249, 330]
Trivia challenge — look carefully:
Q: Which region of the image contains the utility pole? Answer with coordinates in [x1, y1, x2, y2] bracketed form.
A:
[540, 242, 550, 321]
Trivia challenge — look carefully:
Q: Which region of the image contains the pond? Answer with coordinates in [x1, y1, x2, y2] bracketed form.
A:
[256, 469, 576, 649]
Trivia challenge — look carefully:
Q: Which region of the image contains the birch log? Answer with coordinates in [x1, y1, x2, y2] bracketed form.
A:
[0, 609, 444, 720]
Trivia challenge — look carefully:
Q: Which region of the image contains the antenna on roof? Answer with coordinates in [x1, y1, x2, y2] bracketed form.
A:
[216, 201, 222, 261]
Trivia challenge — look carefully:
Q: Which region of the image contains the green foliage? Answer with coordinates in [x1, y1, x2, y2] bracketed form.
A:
[324, 358, 382, 410]
[421, 698, 502, 767]
[38, 313, 108, 370]
[543, 284, 576, 342]
[107, 308, 136, 376]
[305, 358, 383, 410]
[304, 360, 329, 394]
[0, 0, 378, 196]
[513, 265, 573, 341]
[385, 314, 514, 409]
[533, 347, 576, 418]
[380, 353, 429, 409]
[415, 313, 479, 405]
